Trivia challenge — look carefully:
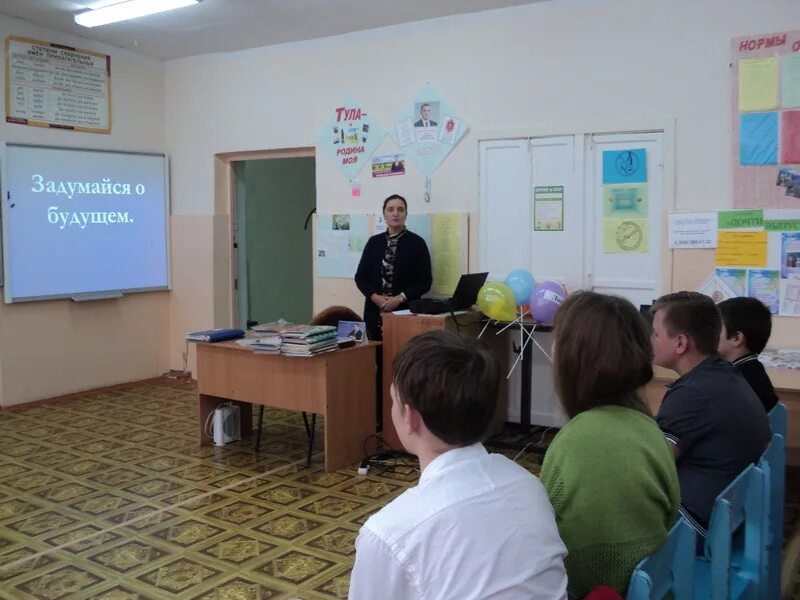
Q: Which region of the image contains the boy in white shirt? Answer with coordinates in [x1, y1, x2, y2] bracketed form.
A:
[349, 331, 568, 600]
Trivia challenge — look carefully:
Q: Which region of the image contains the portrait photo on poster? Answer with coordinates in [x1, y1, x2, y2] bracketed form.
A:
[414, 101, 440, 127]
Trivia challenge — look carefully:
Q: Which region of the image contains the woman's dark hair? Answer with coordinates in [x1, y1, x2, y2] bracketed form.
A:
[553, 291, 652, 419]
[383, 194, 407, 212]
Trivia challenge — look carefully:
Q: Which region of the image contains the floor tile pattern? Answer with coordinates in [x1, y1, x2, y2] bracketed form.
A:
[0, 380, 797, 599]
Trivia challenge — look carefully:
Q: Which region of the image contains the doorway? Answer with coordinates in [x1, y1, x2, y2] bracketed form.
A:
[233, 155, 316, 328]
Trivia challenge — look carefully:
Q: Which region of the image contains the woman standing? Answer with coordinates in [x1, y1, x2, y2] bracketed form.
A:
[539, 291, 680, 598]
[355, 194, 432, 341]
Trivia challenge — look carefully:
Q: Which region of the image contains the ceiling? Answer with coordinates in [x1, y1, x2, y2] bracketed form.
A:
[0, 0, 547, 60]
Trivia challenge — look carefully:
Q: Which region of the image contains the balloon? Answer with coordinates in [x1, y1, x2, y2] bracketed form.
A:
[477, 282, 517, 321]
[530, 280, 567, 325]
[504, 269, 536, 306]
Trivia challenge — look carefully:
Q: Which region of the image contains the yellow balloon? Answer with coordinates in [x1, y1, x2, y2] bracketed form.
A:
[477, 282, 517, 321]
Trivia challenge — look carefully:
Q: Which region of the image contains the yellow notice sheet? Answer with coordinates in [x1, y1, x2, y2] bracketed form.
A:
[715, 231, 768, 267]
[739, 58, 779, 112]
[603, 218, 649, 253]
[431, 213, 462, 295]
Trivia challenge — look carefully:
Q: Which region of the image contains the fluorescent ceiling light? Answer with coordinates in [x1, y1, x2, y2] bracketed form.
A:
[74, 0, 200, 28]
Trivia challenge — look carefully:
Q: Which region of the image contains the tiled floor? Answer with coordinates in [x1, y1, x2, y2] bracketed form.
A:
[0, 380, 797, 599]
[0, 381, 424, 599]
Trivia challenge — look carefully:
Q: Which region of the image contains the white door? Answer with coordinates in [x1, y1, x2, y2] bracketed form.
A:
[530, 136, 584, 293]
[479, 137, 573, 428]
[479, 139, 530, 282]
[585, 132, 665, 308]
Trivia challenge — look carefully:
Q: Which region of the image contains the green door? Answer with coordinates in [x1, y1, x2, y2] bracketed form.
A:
[234, 157, 315, 327]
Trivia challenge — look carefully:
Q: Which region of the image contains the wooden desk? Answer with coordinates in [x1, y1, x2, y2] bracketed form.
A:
[381, 312, 487, 449]
[196, 341, 378, 472]
[645, 365, 800, 464]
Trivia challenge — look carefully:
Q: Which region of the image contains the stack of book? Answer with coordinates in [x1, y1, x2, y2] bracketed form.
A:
[248, 320, 293, 354]
[281, 325, 338, 357]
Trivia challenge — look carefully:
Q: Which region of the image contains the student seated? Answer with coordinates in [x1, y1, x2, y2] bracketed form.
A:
[540, 291, 679, 598]
[717, 296, 778, 412]
[349, 331, 567, 600]
[650, 292, 770, 537]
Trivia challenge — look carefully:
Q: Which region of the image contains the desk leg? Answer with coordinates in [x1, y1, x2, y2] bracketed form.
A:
[197, 394, 253, 445]
[520, 337, 532, 434]
[324, 351, 377, 472]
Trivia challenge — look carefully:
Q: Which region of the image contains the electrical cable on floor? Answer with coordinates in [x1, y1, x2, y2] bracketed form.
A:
[512, 427, 553, 463]
[360, 434, 418, 474]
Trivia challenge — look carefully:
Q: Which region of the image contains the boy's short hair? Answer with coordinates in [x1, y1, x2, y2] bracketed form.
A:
[392, 331, 500, 446]
[651, 291, 721, 356]
[718, 297, 772, 354]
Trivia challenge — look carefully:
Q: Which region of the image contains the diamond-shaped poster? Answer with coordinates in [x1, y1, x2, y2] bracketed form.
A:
[317, 95, 385, 180]
[391, 86, 468, 177]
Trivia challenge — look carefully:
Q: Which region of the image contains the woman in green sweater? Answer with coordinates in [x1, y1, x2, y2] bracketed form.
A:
[540, 291, 680, 598]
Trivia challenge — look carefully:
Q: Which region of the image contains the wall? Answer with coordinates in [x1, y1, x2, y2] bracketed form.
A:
[0, 15, 168, 406]
[164, 0, 800, 373]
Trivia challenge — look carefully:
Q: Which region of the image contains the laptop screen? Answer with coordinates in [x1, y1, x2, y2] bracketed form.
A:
[452, 272, 489, 308]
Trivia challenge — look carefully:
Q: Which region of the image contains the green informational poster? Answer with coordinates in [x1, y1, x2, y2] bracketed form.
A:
[533, 186, 564, 231]
[718, 209, 764, 229]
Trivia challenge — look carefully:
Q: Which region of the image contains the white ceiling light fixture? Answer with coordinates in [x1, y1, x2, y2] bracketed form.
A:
[74, 0, 201, 28]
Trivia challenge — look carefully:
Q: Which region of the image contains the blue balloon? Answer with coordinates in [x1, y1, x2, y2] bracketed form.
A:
[504, 269, 536, 305]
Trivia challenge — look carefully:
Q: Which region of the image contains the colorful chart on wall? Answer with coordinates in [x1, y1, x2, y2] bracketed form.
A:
[316, 95, 385, 181]
[391, 85, 469, 176]
[732, 30, 800, 208]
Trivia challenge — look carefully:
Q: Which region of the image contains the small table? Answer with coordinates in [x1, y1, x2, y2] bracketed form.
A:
[195, 341, 379, 472]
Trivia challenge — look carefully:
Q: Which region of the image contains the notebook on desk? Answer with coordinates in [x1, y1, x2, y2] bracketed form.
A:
[408, 272, 489, 315]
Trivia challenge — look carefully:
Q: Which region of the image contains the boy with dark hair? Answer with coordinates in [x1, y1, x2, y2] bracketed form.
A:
[349, 331, 567, 600]
[718, 297, 778, 412]
[650, 291, 770, 538]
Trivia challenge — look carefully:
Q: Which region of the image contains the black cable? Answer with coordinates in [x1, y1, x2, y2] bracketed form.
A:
[360, 433, 417, 473]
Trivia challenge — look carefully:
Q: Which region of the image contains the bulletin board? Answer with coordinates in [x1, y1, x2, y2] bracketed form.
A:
[314, 212, 469, 296]
[732, 30, 800, 208]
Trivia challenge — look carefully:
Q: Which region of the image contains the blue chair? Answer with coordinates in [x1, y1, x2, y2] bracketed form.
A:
[768, 403, 787, 439]
[758, 433, 785, 600]
[694, 464, 767, 600]
[626, 518, 696, 599]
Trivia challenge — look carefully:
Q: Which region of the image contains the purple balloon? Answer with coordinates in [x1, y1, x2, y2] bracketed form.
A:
[529, 281, 567, 324]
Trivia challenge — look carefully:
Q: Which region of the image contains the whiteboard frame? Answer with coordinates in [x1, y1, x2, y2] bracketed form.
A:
[0, 142, 171, 303]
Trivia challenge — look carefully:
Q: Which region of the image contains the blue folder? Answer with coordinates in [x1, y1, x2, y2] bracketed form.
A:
[186, 328, 245, 343]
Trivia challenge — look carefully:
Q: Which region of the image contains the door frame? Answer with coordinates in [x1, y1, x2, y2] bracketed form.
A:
[212, 147, 315, 329]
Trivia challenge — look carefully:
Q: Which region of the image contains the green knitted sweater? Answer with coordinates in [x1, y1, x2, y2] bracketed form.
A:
[540, 405, 680, 598]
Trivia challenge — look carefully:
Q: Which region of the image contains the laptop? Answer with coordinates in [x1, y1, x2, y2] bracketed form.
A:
[409, 272, 489, 315]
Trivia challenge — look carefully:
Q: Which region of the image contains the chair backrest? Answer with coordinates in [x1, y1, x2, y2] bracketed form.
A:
[626, 518, 696, 600]
[704, 464, 766, 600]
[310, 305, 362, 327]
[768, 403, 787, 439]
[758, 433, 785, 600]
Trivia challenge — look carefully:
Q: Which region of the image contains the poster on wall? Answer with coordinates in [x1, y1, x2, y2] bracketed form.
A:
[316, 213, 369, 278]
[683, 207, 800, 316]
[533, 186, 564, 231]
[317, 95, 385, 181]
[5, 36, 111, 133]
[371, 153, 405, 177]
[391, 86, 469, 176]
[602, 148, 649, 253]
[731, 30, 800, 208]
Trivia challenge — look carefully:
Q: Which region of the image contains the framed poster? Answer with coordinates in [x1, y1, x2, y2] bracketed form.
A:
[5, 36, 111, 133]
